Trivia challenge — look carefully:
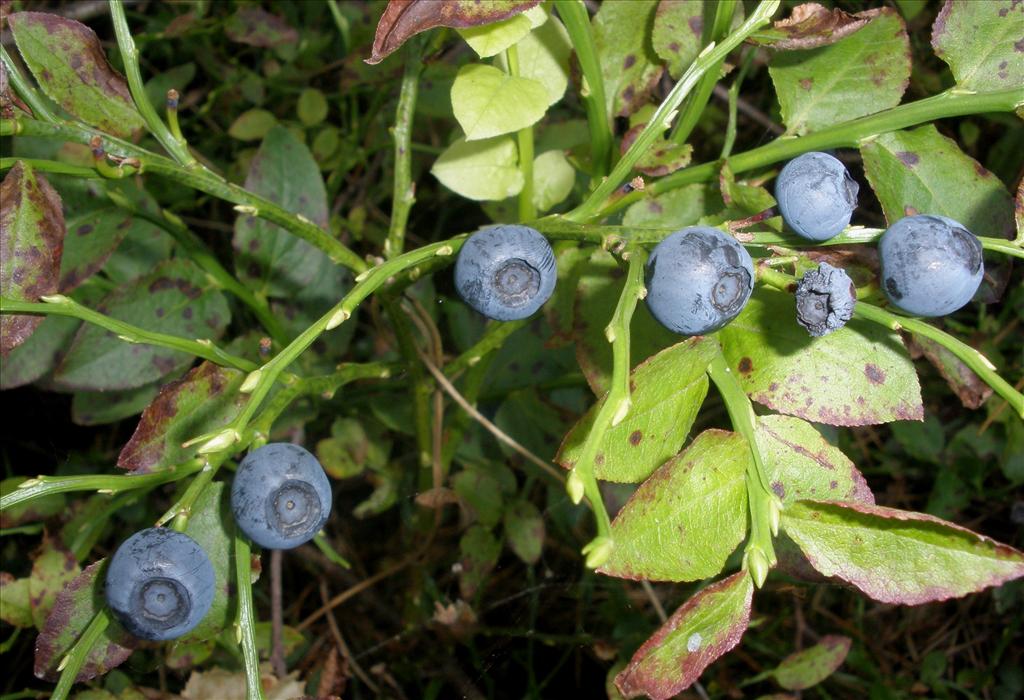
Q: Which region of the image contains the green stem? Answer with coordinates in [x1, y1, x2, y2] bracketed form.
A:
[706, 352, 778, 588]
[554, 0, 611, 177]
[0, 295, 257, 372]
[101, 191, 289, 345]
[669, 0, 737, 145]
[0, 157, 98, 178]
[567, 0, 780, 222]
[326, 0, 350, 50]
[721, 48, 757, 159]
[234, 535, 266, 700]
[50, 609, 110, 700]
[165, 459, 224, 530]
[386, 300, 434, 468]
[506, 44, 536, 221]
[0, 460, 204, 513]
[598, 87, 1024, 219]
[109, 0, 197, 167]
[757, 267, 1024, 418]
[568, 251, 647, 569]
[8, 117, 367, 273]
[444, 318, 530, 378]
[384, 40, 423, 259]
[0, 45, 58, 123]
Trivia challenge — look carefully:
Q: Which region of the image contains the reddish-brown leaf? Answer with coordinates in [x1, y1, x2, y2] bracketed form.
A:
[750, 2, 881, 50]
[0, 161, 64, 355]
[367, 0, 541, 64]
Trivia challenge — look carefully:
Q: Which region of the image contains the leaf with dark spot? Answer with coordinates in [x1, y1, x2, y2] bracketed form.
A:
[782, 500, 1024, 605]
[559, 337, 716, 483]
[907, 334, 993, 409]
[750, 3, 881, 50]
[54, 259, 230, 391]
[615, 571, 753, 699]
[28, 538, 80, 629]
[0, 161, 64, 355]
[367, 0, 540, 64]
[59, 209, 134, 293]
[719, 287, 923, 426]
[34, 560, 137, 682]
[598, 430, 749, 582]
[772, 635, 852, 690]
[651, 0, 704, 80]
[118, 363, 249, 473]
[8, 12, 144, 137]
[224, 6, 298, 48]
[593, 0, 664, 117]
[932, 0, 1023, 92]
[620, 123, 693, 177]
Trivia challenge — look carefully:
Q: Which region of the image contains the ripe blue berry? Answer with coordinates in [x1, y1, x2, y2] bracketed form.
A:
[794, 262, 856, 337]
[105, 528, 215, 641]
[879, 214, 983, 317]
[645, 227, 754, 336]
[454, 225, 556, 321]
[775, 152, 859, 241]
[231, 443, 331, 550]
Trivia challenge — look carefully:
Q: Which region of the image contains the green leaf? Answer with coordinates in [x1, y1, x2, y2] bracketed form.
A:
[296, 88, 329, 127]
[718, 287, 923, 426]
[572, 249, 680, 395]
[860, 125, 1015, 238]
[531, 150, 575, 212]
[623, 184, 716, 228]
[453, 467, 505, 528]
[8, 12, 145, 138]
[431, 136, 524, 201]
[0, 574, 33, 628]
[180, 482, 236, 643]
[54, 259, 231, 391]
[223, 5, 298, 48]
[71, 381, 163, 426]
[459, 14, 533, 58]
[1, 161, 64, 355]
[495, 15, 572, 105]
[504, 499, 544, 565]
[34, 560, 136, 682]
[0, 311, 80, 389]
[615, 571, 754, 699]
[782, 500, 1024, 604]
[768, 8, 910, 136]
[459, 524, 501, 598]
[593, 0, 663, 117]
[493, 388, 566, 461]
[932, 0, 1023, 92]
[315, 418, 380, 480]
[228, 108, 278, 141]
[117, 362, 249, 473]
[59, 209, 132, 292]
[0, 476, 66, 528]
[773, 635, 852, 690]
[651, 0, 704, 80]
[143, 62, 196, 111]
[451, 64, 549, 140]
[29, 539, 81, 629]
[599, 430, 748, 581]
[756, 414, 874, 505]
[720, 161, 777, 219]
[558, 338, 715, 484]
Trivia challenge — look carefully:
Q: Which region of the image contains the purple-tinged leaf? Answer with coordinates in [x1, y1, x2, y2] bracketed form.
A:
[782, 500, 1024, 605]
[0, 161, 64, 355]
[861, 125, 1015, 238]
[53, 259, 230, 392]
[750, 3, 881, 50]
[718, 288, 923, 426]
[224, 6, 298, 48]
[34, 560, 137, 682]
[118, 362, 249, 473]
[756, 414, 874, 506]
[8, 12, 144, 138]
[28, 539, 80, 629]
[559, 337, 715, 483]
[615, 571, 754, 699]
[367, 0, 541, 64]
[599, 430, 748, 582]
[932, 0, 1023, 93]
[773, 635, 851, 690]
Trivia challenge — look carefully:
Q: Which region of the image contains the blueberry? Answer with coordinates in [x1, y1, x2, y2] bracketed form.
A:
[645, 226, 754, 336]
[794, 262, 856, 337]
[231, 443, 331, 550]
[454, 225, 556, 321]
[775, 152, 859, 241]
[105, 528, 215, 641]
[878, 214, 983, 317]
